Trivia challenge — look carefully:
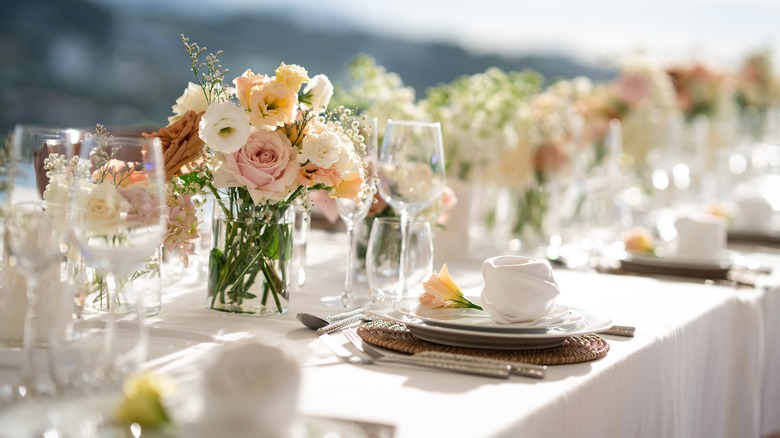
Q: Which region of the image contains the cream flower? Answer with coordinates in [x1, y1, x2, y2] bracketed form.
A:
[199, 102, 251, 154]
[420, 264, 482, 309]
[275, 63, 309, 92]
[302, 74, 333, 113]
[246, 80, 299, 130]
[298, 130, 342, 168]
[169, 82, 233, 124]
[233, 69, 270, 110]
[77, 181, 130, 235]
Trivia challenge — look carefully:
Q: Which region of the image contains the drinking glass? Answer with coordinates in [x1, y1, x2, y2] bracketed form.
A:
[68, 135, 166, 387]
[377, 120, 444, 296]
[322, 118, 378, 308]
[2, 126, 74, 398]
[366, 218, 433, 302]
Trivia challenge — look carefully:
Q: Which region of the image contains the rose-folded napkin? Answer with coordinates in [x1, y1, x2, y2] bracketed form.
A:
[481, 256, 560, 324]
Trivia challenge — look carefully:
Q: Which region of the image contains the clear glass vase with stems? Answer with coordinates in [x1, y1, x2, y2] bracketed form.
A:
[208, 201, 295, 315]
[322, 117, 378, 308]
[377, 120, 445, 296]
[69, 135, 167, 388]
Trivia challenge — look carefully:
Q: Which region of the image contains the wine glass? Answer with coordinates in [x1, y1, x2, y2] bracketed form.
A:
[366, 218, 433, 302]
[68, 135, 166, 386]
[2, 125, 74, 398]
[376, 120, 445, 296]
[321, 118, 378, 308]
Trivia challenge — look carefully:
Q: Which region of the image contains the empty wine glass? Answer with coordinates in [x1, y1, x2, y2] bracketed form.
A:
[377, 120, 444, 296]
[2, 125, 74, 398]
[321, 118, 378, 307]
[68, 135, 166, 386]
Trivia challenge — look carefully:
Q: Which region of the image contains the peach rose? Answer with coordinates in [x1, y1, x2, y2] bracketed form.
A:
[297, 162, 341, 188]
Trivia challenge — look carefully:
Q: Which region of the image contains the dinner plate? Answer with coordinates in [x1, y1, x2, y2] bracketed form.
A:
[623, 251, 732, 270]
[368, 300, 613, 350]
[393, 298, 580, 333]
[0, 392, 394, 438]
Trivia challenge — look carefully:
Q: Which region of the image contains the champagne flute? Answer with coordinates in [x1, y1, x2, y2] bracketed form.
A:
[68, 135, 166, 386]
[376, 120, 445, 296]
[321, 118, 378, 308]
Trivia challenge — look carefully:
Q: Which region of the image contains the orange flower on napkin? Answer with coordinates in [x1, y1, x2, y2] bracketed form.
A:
[420, 264, 482, 310]
[623, 227, 656, 254]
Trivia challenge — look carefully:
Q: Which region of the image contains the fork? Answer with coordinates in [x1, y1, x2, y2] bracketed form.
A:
[320, 331, 511, 378]
[340, 330, 516, 379]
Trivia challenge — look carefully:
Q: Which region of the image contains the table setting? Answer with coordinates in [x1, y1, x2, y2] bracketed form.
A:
[0, 34, 779, 438]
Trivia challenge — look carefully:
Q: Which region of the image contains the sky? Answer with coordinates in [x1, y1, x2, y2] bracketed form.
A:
[93, 0, 780, 69]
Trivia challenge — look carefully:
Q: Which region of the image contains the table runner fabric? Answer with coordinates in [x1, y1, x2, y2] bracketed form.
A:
[356, 320, 610, 365]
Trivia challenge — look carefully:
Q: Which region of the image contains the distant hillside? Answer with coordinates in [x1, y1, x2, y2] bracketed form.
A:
[0, 0, 615, 134]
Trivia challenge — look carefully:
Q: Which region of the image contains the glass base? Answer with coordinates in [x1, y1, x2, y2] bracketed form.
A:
[320, 293, 370, 308]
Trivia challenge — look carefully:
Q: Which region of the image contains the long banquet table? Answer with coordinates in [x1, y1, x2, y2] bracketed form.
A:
[2, 230, 779, 437]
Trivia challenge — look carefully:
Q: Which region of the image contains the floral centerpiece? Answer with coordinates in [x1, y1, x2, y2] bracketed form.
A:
[144, 36, 370, 315]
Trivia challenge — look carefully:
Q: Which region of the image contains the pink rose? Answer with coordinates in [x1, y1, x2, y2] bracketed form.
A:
[118, 185, 161, 226]
[213, 129, 300, 204]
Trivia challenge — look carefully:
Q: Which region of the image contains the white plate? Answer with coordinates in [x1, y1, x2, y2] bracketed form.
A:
[368, 300, 612, 350]
[0, 392, 393, 438]
[624, 251, 732, 270]
[393, 298, 579, 333]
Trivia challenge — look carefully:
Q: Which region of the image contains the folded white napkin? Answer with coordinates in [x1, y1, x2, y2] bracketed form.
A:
[480, 256, 561, 324]
[178, 340, 301, 438]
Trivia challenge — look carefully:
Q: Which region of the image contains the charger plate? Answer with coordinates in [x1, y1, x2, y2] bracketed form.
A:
[357, 320, 610, 365]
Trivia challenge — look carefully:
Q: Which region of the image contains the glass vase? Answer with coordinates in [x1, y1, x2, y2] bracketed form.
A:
[208, 204, 294, 315]
[74, 248, 162, 317]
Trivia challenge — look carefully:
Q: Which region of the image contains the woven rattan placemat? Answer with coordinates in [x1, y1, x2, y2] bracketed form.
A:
[357, 320, 610, 366]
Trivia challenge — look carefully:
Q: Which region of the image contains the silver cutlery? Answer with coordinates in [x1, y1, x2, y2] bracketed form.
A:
[316, 314, 371, 335]
[601, 325, 636, 337]
[342, 329, 528, 378]
[318, 331, 512, 379]
[344, 330, 545, 379]
[412, 351, 547, 379]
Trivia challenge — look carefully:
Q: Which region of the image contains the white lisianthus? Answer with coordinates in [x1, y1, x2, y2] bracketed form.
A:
[199, 102, 251, 154]
[298, 130, 342, 168]
[302, 75, 334, 114]
[170, 82, 235, 124]
[76, 181, 130, 235]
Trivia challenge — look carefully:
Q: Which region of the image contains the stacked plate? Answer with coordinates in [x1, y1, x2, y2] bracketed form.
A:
[367, 298, 613, 350]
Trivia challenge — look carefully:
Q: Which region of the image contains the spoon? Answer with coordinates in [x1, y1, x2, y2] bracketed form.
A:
[296, 312, 331, 330]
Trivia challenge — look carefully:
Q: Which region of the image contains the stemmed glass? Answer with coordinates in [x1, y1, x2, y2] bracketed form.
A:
[68, 135, 166, 386]
[2, 125, 74, 399]
[321, 118, 378, 308]
[376, 120, 445, 296]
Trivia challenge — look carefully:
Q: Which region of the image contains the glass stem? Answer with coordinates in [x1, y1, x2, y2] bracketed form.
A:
[102, 272, 117, 378]
[19, 277, 40, 396]
[341, 220, 358, 307]
[398, 210, 411, 297]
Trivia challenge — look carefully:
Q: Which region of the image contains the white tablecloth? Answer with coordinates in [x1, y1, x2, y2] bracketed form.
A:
[2, 231, 778, 438]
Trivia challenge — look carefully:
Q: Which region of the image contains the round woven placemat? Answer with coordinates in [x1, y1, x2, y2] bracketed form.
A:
[357, 320, 609, 365]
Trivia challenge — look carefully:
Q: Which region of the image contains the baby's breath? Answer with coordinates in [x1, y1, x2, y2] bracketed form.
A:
[181, 34, 229, 104]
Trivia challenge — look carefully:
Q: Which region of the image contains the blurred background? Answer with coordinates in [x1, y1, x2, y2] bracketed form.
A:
[3, 0, 778, 135]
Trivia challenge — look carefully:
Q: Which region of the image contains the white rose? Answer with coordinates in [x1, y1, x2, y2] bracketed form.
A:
[76, 181, 130, 235]
[302, 74, 334, 114]
[199, 102, 251, 154]
[170, 82, 236, 124]
[298, 130, 342, 168]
